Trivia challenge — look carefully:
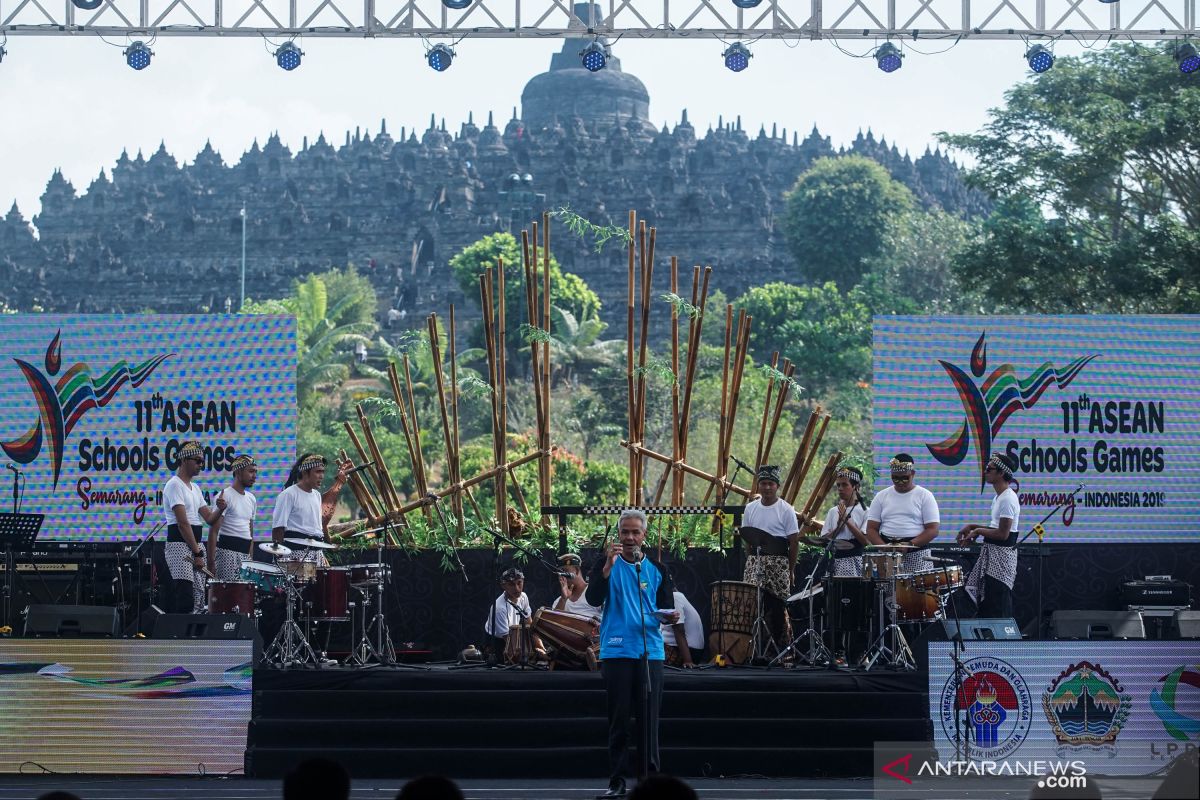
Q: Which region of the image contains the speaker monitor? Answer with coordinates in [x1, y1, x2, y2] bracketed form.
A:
[1174, 610, 1200, 639]
[1051, 610, 1146, 640]
[151, 613, 262, 659]
[23, 604, 120, 638]
[936, 618, 1022, 641]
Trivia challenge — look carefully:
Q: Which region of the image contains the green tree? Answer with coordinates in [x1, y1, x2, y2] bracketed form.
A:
[865, 209, 983, 314]
[548, 307, 625, 388]
[940, 42, 1200, 312]
[782, 155, 916, 289]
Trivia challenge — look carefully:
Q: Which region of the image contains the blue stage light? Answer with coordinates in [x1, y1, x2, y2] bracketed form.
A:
[442, 0, 472, 8]
[580, 41, 607, 72]
[71, 0, 104, 8]
[731, 0, 763, 8]
[427, 44, 455, 72]
[0, 44, 6, 64]
[275, 42, 303, 71]
[723, 42, 751, 73]
[124, 41, 152, 71]
[1177, 43, 1200, 74]
[1026, 44, 1054, 73]
[875, 42, 903, 73]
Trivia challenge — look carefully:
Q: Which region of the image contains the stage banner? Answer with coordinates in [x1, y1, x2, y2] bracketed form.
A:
[873, 316, 1200, 543]
[0, 315, 296, 541]
[928, 640, 1200, 777]
[0, 639, 252, 774]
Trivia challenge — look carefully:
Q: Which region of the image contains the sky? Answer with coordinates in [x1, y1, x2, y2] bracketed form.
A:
[0, 34, 1091, 226]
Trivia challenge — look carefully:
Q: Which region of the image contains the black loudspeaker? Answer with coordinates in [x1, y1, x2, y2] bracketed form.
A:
[151, 613, 262, 658]
[123, 604, 164, 638]
[935, 618, 1023, 641]
[1051, 610, 1146, 640]
[1174, 610, 1200, 639]
[23, 604, 120, 638]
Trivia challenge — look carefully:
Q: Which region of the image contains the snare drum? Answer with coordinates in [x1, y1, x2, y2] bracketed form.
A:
[207, 580, 256, 615]
[863, 552, 906, 580]
[893, 577, 943, 623]
[279, 559, 319, 583]
[239, 561, 286, 594]
[908, 566, 964, 592]
[304, 567, 350, 621]
[348, 564, 390, 585]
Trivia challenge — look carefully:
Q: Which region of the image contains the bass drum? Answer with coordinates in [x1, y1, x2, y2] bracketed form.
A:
[893, 577, 943, 624]
[707, 580, 759, 665]
[825, 576, 874, 634]
[207, 580, 256, 615]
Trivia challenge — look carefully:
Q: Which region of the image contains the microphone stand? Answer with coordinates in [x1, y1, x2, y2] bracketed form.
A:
[636, 554, 651, 781]
[711, 458, 748, 667]
[1018, 484, 1080, 639]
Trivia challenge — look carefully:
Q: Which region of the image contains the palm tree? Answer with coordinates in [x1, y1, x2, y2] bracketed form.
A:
[548, 306, 625, 387]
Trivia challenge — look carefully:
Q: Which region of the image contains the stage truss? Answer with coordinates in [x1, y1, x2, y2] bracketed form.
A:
[0, 1, 1194, 40]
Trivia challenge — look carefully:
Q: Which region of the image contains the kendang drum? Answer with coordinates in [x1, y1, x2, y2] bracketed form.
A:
[239, 561, 286, 594]
[908, 566, 963, 593]
[207, 580, 256, 615]
[532, 607, 599, 671]
[893, 577, 943, 623]
[825, 576, 874, 634]
[707, 580, 759, 664]
[304, 567, 350, 621]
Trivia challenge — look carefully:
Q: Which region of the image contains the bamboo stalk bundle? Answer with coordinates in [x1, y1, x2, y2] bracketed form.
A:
[625, 210, 637, 503]
[448, 305, 465, 539]
[621, 440, 755, 500]
[798, 452, 843, 532]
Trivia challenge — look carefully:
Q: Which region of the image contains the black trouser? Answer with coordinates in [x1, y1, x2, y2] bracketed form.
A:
[602, 657, 665, 782]
[978, 576, 1014, 618]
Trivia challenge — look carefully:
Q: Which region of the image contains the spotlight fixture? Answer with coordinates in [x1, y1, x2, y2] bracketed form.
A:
[1097, 0, 1120, 4]
[731, 0, 763, 7]
[124, 41, 152, 71]
[1176, 42, 1200, 74]
[275, 42, 303, 71]
[1025, 44, 1054, 73]
[71, 0, 103, 8]
[723, 42, 751, 72]
[426, 44, 455, 72]
[580, 41, 607, 72]
[0, 44, 5, 64]
[442, 0, 472, 9]
[874, 42, 903, 73]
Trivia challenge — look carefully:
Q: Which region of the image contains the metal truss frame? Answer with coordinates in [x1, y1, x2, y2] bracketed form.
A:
[0, 0, 1195, 40]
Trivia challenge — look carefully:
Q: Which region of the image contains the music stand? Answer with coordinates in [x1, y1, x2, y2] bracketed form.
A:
[737, 526, 787, 663]
[1, 512, 44, 631]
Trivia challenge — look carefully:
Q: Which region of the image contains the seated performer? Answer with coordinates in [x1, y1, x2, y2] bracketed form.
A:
[957, 453, 1021, 618]
[207, 454, 258, 582]
[271, 452, 351, 567]
[163, 440, 225, 613]
[741, 464, 799, 648]
[483, 567, 545, 661]
[554, 553, 603, 622]
[865, 453, 939, 573]
[820, 463, 870, 578]
[661, 590, 704, 668]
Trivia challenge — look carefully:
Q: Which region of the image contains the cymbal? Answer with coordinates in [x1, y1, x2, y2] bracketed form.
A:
[258, 542, 292, 557]
[284, 537, 337, 550]
[927, 556, 959, 565]
[786, 584, 824, 603]
[865, 543, 915, 552]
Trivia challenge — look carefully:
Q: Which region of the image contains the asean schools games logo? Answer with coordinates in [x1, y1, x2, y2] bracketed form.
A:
[940, 656, 1033, 760]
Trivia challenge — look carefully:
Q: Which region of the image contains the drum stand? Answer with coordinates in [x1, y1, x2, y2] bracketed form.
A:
[770, 541, 834, 668]
[861, 578, 916, 671]
[748, 548, 782, 664]
[264, 577, 318, 668]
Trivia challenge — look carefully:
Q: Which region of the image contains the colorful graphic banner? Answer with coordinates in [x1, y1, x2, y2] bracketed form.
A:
[0, 639, 252, 774]
[928, 640, 1200, 776]
[873, 316, 1200, 542]
[0, 315, 296, 541]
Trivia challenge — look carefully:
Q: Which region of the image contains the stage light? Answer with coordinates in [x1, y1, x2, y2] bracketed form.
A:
[275, 42, 303, 71]
[442, 0, 472, 8]
[71, 0, 103, 8]
[1026, 44, 1054, 73]
[0, 44, 6, 64]
[124, 41, 152, 71]
[875, 42, 903, 73]
[1176, 42, 1200, 74]
[427, 44, 455, 72]
[580, 41, 607, 72]
[723, 42, 751, 72]
[731, 0, 763, 7]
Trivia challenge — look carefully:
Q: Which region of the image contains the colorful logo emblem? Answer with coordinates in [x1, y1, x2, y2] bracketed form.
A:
[940, 656, 1033, 760]
[1, 331, 172, 487]
[1151, 665, 1200, 741]
[926, 331, 1097, 489]
[1042, 661, 1131, 750]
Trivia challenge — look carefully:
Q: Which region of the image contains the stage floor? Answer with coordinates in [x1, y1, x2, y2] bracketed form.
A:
[0, 775, 1170, 800]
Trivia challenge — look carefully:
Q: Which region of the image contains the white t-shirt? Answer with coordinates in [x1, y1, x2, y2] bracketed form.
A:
[989, 487, 1021, 538]
[742, 497, 800, 539]
[163, 475, 205, 526]
[213, 487, 257, 540]
[562, 594, 604, 622]
[821, 503, 869, 543]
[272, 484, 323, 538]
[484, 592, 532, 637]
[867, 485, 940, 540]
[660, 591, 703, 649]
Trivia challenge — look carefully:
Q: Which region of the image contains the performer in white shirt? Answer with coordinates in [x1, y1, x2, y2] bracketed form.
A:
[740, 464, 800, 648]
[865, 453, 940, 573]
[207, 453, 258, 581]
[484, 567, 545, 662]
[162, 440, 225, 613]
[270, 452, 351, 567]
[554, 553, 603, 622]
[660, 590, 704, 668]
[957, 453, 1021, 618]
[820, 463, 871, 578]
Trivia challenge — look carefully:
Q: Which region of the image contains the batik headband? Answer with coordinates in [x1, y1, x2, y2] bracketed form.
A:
[178, 441, 204, 461]
[835, 465, 863, 484]
[756, 465, 782, 484]
[889, 457, 915, 475]
[229, 454, 256, 473]
[299, 454, 327, 473]
[987, 453, 1015, 479]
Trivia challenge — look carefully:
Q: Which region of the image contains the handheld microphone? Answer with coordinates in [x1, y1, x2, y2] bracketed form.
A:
[5, 464, 16, 474]
[630, 544, 642, 562]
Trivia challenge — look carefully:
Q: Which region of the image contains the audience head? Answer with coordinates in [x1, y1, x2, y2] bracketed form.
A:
[396, 774, 465, 800]
[282, 757, 351, 800]
[1153, 748, 1199, 800]
[36, 793, 82, 800]
[628, 774, 698, 800]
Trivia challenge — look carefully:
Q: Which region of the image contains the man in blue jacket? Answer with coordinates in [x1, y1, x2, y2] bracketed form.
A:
[586, 509, 679, 798]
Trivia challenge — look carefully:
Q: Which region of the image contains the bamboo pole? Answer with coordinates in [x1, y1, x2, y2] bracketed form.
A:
[625, 210, 637, 504]
[497, 254, 510, 534]
[386, 362, 430, 519]
[782, 408, 820, 501]
[799, 452, 843, 532]
[754, 352, 779, 472]
[541, 212, 553, 520]
[620, 440, 755, 500]
[448, 304, 465, 540]
[676, 267, 711, 502]
[479, 268, 504, 527]
[791, 413, 831, 505]
[355, 405, 402, 513]
[339, 447, 380, 521]
[426, 313, 461, 543]
[669, 257, 681, 505]
[401, 354, 431, 506]
[633, 221, 655, 502]
[762, 359, 795, 468]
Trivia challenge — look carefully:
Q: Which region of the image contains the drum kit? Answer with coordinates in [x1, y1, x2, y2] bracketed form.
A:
[204, 535, 407, 669]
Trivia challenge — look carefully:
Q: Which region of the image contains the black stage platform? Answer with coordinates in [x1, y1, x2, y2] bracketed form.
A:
[247, 665, 931, 781]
